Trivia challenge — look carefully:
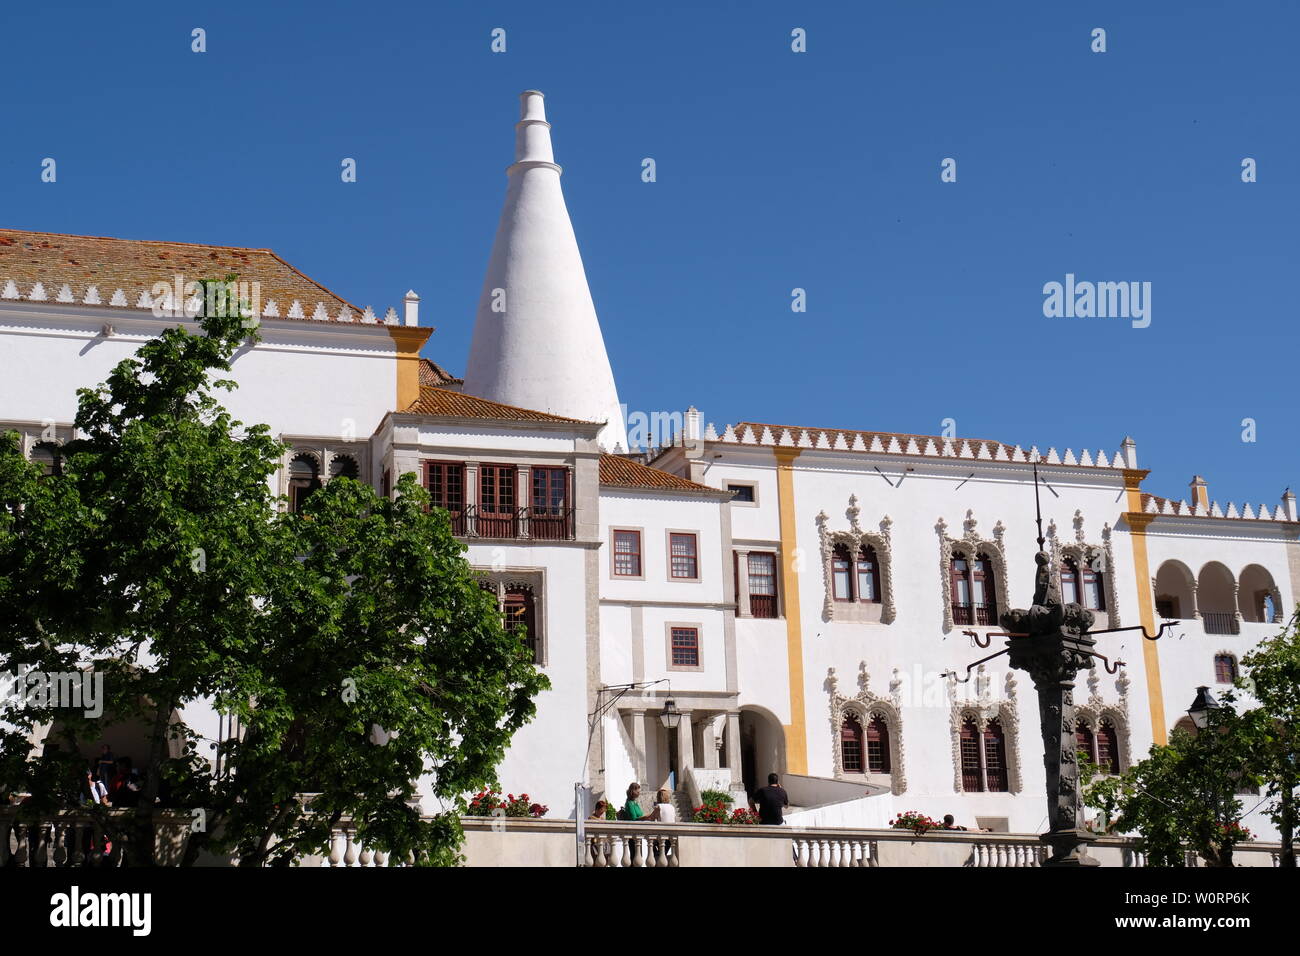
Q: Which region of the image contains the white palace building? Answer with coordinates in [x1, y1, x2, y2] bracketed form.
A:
[1, 91, 1296, 846]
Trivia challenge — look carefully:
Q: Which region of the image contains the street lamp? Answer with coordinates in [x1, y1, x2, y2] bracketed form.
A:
[1187, 685, 1220, 731]
[659, 697, 681, 731]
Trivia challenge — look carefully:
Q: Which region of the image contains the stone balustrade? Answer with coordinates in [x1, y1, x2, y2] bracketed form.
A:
[0, 809, 191, 867]
[2, 809, 1285, 867]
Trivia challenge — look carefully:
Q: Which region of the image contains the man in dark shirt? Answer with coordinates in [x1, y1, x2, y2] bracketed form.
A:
[750, 773, 789, 825]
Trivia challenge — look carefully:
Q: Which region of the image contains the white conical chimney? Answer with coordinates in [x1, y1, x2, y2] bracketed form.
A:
[463, 90, 628, 450]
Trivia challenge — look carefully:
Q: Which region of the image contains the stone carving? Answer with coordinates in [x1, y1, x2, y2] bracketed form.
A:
[948, 693, 1023, 796]
[936, 509, 1011, 633]
[1048, 512, 1121, 626]
[828, 664, 907, 794]
[816, 503, 897, 625]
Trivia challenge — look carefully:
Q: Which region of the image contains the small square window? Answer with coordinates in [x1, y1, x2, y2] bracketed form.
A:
[670, 627, 699, 667]
[612, 529, 642, 577]
[726, 483, 755, 503]
[669, 532, 698, 580]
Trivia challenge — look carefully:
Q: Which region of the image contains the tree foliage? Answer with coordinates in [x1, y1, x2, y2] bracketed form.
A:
[1083, 611, 1300, 866]
[0, 280, 547, 865]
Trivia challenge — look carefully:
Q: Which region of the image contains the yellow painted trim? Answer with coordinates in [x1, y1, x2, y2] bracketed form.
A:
[387, 326, 433, 412]
[1122, 468, 1167, 746]
[774, 448, 808, 774]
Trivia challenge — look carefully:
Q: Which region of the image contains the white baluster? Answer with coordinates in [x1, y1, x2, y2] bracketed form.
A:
[827, 840, 841, 867]
[326, 830, 342, 866]
[343, 831, 358, 867]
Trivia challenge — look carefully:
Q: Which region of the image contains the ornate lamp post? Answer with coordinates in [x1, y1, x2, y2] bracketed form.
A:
[948, 461, 1179, 866]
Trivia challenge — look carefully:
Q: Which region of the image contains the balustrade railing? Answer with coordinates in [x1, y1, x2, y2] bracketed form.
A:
[581, 830, 679, 867]
[1, 812, 124, 868]
[792, 836, 876, 867]
[967, 841, 1046, 867]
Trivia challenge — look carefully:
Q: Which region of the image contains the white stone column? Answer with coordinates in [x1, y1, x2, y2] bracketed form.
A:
[676, 710, 694, 784]
[630, 710, 647, 784]
[735, 549, 751, 617]
[701, 716, 719, 770]
[725, 712, 743, 788]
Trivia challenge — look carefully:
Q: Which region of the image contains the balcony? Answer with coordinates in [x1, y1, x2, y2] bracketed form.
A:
[439, 506, 575, 541]
[1202, 611, 1240, 636]
[953, 602, 997, 627]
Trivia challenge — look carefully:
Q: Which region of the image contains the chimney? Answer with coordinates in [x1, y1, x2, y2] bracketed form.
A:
[463, 90, 628, 451]
[403, 290, 419, 327]
[1284, 488, 1297, 522]
[1121, 436, 1138, 469]
[684, 406, 702, 442]
[1189, 475, 1209, 511]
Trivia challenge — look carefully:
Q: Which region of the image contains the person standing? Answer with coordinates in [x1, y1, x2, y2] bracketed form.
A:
[750, 772, 789, 825]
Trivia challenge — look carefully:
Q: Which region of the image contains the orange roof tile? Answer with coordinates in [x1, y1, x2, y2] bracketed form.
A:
[401, 385, 593, 424]
[0, 227, 363, 322]
[419, 358, 462, 387]
[599, 454, 718, 493]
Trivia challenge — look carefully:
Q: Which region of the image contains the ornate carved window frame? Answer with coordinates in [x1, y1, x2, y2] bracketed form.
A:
[815, 496, 897, 625]
[1072, 665, 1132, 775]
[1047, 511, 1120, 626]
[476, 568, 547, 667]
[949, 668, 1023, 794]
[827, 663, 906, 794]
[937, 510, 1009, 633]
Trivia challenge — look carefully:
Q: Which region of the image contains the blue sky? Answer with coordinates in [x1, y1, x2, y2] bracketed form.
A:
[2, 1, 1296, 506]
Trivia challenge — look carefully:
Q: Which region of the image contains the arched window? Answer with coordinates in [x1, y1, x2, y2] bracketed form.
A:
[329, 455, 359, 481]
[856, 545, 881, 603]
[1081, 559, 1106, 611]
[288, 454, 321, 513]
[503, 587, 538, 662]
[951, 557, 972, 625]
[31, 441, 61, 478]
[952, 554, 998, 626]
[1075, 719, 1095, 764]
[959, 717, 983, 791]
[1095, 719, 1119, 774]
[832, 545, 853, 601]
[840, 714, 864, 773]
[1214, 653, 1238, 684]
[983, 719, 1008, 792]
[866, 713, 891, 773]
[1060, 557, 1080, 605]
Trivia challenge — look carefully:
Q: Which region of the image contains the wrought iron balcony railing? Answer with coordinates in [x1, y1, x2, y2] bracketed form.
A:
[436, 505, 575, 541]
[1201, 611, 1240, 635]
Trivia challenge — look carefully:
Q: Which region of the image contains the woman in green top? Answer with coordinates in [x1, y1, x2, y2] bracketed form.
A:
[623, 782, 645, 820]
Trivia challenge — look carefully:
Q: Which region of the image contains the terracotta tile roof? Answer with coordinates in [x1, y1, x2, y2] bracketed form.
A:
[722, 421, 1126, 469]
[1139, 493, 1294, 523]
[0, 227, 379, 323]
[599, 454, 718, 493]
[419, 358, 462, 387]
[401, 385, 593, 423]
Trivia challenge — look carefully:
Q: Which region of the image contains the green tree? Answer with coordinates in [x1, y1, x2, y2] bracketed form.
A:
[1081, 706, 1255, 867]
[1235, 609, 1300, 867]
[0, 278, 547, 865]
